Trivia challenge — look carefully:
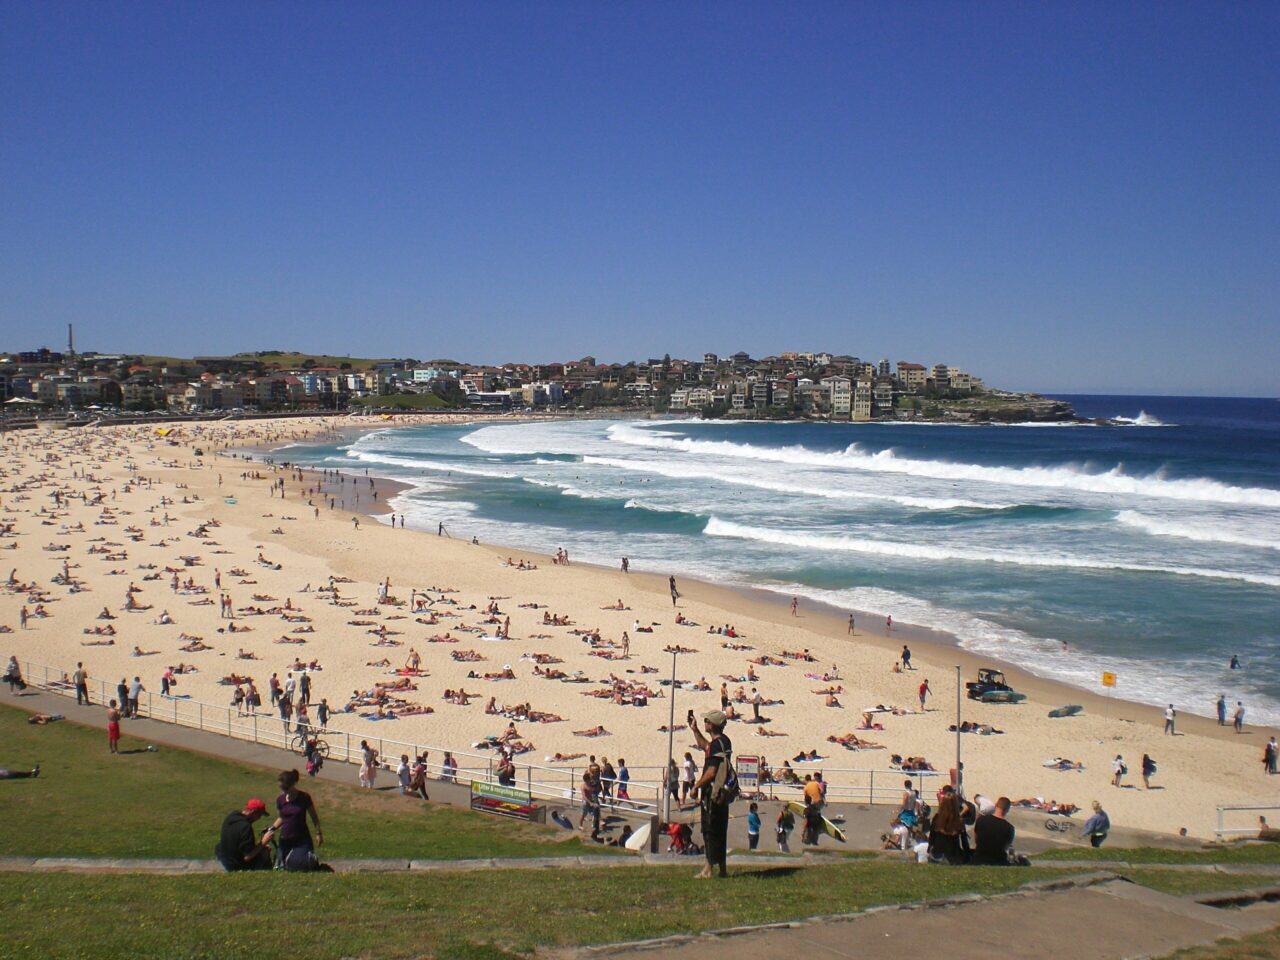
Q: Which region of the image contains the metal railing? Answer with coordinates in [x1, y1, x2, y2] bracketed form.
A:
[18, 657, 661, 814]
[1215, 804, 1280, 840]
[19, 656, 938, 812]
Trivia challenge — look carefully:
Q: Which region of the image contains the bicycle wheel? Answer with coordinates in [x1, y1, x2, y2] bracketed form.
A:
[290, 735, 306, 755]
[316, 739, 331, 758]
[1045, 819, 1061, 832]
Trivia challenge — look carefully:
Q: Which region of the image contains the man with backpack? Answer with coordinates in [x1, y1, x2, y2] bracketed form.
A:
[689, 709, 734, 879]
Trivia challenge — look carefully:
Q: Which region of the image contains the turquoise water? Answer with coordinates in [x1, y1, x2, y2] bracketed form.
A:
[277, 396, 1280, 723]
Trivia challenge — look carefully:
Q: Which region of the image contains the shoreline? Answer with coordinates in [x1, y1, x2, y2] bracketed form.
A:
[248, 421, 1244, 734]
[5, 416, 1273, 839]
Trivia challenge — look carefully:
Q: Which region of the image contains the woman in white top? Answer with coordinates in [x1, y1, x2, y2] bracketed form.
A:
[680, 752, 697, 804]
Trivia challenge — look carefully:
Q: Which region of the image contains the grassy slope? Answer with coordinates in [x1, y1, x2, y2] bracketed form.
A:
[348, 392, 452, 409]
[0, 865, 1074, 960]
[1036, 845, 1280, 865]
[0, 705, 587, 860]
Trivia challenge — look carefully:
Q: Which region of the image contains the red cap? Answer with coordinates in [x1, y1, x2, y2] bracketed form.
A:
[245, 798, 268, 814]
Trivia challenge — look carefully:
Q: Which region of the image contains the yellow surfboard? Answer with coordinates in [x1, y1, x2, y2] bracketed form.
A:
[787, 800, 846, 842]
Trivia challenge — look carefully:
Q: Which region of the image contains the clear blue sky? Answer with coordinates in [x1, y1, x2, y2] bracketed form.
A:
[2, 2, 1276, 395]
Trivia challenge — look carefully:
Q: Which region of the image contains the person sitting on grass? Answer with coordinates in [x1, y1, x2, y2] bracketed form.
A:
[215, 797, 274, 871]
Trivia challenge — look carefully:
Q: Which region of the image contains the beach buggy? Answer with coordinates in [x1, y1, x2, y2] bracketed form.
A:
[966, 668, 1025, 703]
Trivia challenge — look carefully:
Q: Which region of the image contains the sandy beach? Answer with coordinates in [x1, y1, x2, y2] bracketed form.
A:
[1, 415, 1274, 839]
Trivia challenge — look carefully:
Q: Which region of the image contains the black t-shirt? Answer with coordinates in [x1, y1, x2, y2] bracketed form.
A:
[972, 813, 1016, 865]
[218, 811, 257, 869]
[700, 733, 732, 803]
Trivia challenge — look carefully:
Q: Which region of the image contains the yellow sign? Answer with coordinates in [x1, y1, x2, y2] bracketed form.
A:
[1101, 671, 1116, 688]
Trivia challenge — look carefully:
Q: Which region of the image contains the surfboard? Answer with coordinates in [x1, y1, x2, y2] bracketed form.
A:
[787, 800, 847, 842]
[1048, 704, 1083, 718]
[624, 822, 651, 851]
[550, 810, 574, 830]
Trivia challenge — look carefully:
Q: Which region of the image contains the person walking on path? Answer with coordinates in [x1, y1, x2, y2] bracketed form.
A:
[918, 678, 931, 711]
[116, 679, 130, 719]
[1141, 753, 1157, 789]
[73, 663, 89, 706]
[680, 752, 697, 806]
[1234, 701, 1246, 733]
[747, 802, 761, 850]
[106, 699, 122, 753]
[689, 708, 733, 879]
[358, 740, 378, 789]
[775, 805, 794, 852]
[1163, 704, 1176, 735]
[1082, 800, 1110, 848]
[128, 677, 144, 719]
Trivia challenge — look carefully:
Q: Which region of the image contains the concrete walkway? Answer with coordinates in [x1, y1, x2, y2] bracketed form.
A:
[547, 875, 1280, 960]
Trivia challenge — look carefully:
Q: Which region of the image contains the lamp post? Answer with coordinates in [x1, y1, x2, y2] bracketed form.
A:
[663, 649, 679, 821]
[955, 664, 963, 796]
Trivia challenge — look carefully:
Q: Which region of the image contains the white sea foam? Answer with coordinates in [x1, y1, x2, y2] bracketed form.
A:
[1114, 411, 1171, 427]
[1115, 510, 1280, 551]
[582, 455, 1000, 511]
[703, 517, 1280, 587]
[754, 581, 1278, 723]
[608, 423, 1280, 507]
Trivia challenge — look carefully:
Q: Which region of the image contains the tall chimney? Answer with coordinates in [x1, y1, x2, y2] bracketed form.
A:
[68, 323, 75, 357]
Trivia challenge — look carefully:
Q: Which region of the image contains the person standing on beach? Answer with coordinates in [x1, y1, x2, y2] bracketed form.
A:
[1217, 694, 1227, 726]
[621, 557, 629, 573]
[1112, 754, 1127, 787]
[1141, 753, 1157, 789]
[106, 699, 121, 753]
[901, 644, 911, 670]
[790, 596, 798, 617]
[1265, 738, 1278, 775]
[847, 614, 854, 635]
[886, 615, 893, 632]
[751, 687, 763, 722]
[918, 678, 931, 711]
[1163, 704, 1176, 735]
[669, 576, 680, 607]
[1234, 701, 1246, 733]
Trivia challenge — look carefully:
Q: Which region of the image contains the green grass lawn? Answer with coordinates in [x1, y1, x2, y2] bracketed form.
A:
[1158, 925, 1280, 960]
[1036, 844, 1280, 865]
[0, 863, 1080, 960]
[0, 705, 590, 860]
[1124, 869, 1280, 898]
[349, 392, 452, 409]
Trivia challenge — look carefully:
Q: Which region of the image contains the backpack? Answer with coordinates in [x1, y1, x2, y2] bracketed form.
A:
[709, 740, 738, 805]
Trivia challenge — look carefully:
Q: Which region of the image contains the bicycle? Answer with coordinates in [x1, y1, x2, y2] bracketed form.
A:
[290, 733, 331, 758]
[1044, 818, 1076, 834]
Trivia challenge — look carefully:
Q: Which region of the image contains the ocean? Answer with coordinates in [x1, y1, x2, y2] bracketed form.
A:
[277, 396, 1280, 724]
